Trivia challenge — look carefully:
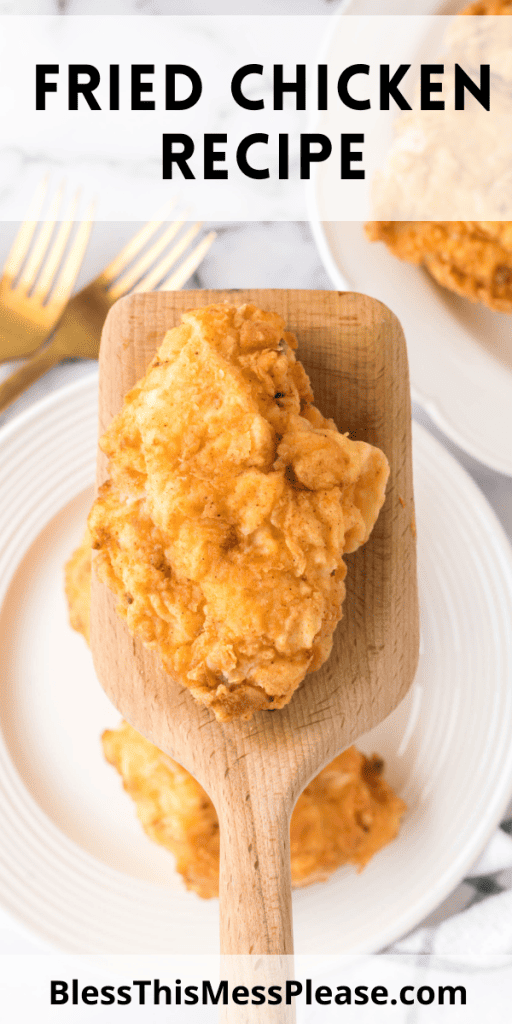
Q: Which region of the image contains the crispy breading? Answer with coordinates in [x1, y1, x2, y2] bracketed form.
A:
[88, 303, 389, 722]
[365, 221, 512, 312]
[102, 721, 406, 898]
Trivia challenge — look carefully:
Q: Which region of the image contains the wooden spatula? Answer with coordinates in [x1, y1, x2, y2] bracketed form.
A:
[90, 289, 419, 956]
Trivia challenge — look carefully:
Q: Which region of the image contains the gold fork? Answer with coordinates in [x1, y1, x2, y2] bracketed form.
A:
[0, 178, 93, 361]
[0, 218, 216, 416]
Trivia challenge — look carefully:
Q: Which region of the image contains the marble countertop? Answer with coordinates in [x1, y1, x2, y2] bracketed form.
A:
[2, 1, 339, 14]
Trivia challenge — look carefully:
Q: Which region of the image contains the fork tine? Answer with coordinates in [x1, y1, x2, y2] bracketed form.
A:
[159, 232, 216, 291]
[110, 216, 189, 298]
[102, 199, 178, 284]
[33, 189, 80, 300]
[17, 182, 65, 291]
[132, 222, 203, 295]
[49, 201, 94, 306]
[3, 177, 49, 280]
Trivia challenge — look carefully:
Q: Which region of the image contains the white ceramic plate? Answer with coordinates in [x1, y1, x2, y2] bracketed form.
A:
[1, 374, 512, 955]
[310, 0, 512, 476]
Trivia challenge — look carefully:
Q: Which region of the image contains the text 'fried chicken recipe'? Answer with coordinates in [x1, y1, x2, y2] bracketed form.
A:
[88, 303, 389, 721]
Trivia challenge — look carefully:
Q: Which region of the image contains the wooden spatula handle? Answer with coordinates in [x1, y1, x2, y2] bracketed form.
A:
[216, 784, 294, 956]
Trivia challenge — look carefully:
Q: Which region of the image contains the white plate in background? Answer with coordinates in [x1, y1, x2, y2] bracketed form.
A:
[310, 0, 512, 475]
[0, 375, 512, 954]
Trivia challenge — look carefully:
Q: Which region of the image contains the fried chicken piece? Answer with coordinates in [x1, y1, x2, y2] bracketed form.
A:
[64, 543, 405, 896]
[88, 303, 389, 722]
[102, 721, 406, 898]
[366, 221, 512, 312]
[64, 526, 92, 645]
[462, 1, 512, 12]
[366, 1, 512, 312]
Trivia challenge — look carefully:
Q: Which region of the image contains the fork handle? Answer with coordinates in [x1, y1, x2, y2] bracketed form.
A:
[0, 336, 65, 415]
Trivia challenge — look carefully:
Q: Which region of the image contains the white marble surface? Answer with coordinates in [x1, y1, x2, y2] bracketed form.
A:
[2, 1, 339, 13]
[0, 13, 331, 222]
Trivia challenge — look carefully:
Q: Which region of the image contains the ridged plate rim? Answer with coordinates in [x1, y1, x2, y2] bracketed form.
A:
[0, 372, 511, 954]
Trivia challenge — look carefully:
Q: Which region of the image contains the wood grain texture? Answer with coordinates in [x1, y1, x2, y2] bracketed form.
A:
[90, 289, 419, 956]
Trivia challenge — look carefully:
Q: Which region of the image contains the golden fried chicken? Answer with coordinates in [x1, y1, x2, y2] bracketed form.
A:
[366, 1, 512, 312]
[88, 303, 389, 722]
[366, 221, 512, 312]
[64, 526, 92, 646]
[102, 721, 406, 898]
[64, 543, 405, 896]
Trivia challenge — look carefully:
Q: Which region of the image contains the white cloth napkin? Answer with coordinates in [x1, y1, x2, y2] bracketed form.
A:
[390, 806, 512, 957]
